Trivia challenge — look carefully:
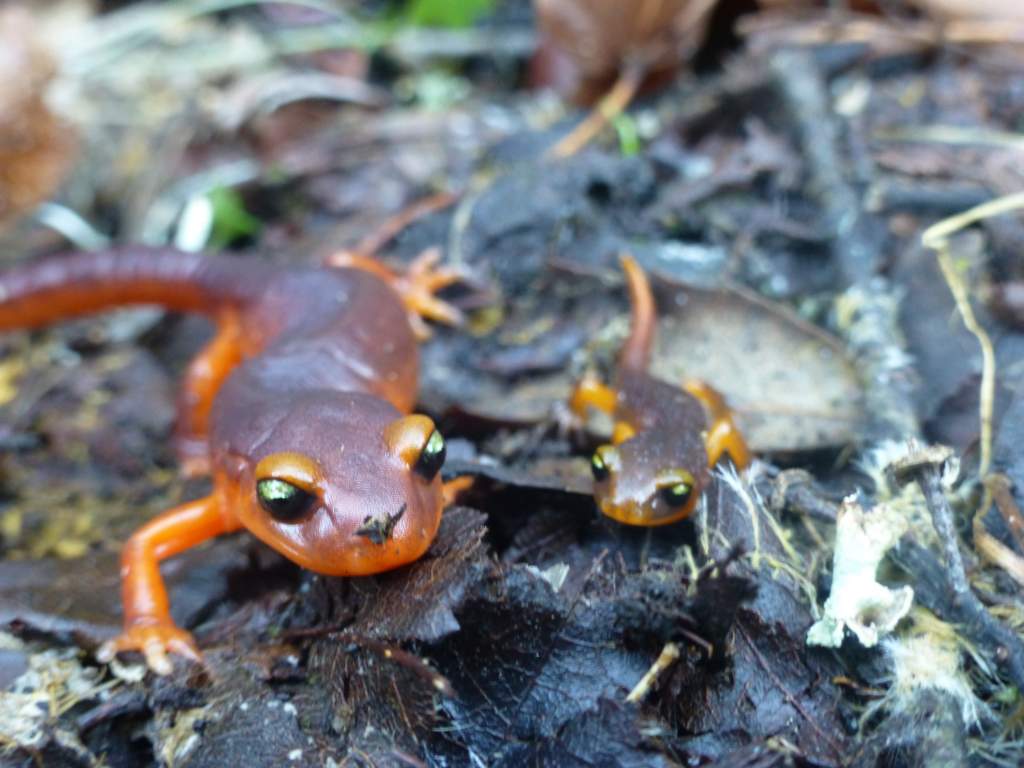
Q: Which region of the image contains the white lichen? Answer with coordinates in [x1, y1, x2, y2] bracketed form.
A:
[870, 610, 990, 728]
[0, 638, 105, 759]
[807, 496, 913, 648]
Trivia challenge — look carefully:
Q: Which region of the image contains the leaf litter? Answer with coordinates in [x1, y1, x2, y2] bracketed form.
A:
[4, 1, 1024, 767]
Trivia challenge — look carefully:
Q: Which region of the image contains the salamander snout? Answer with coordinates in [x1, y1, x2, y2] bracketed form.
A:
[589, 441, 704, 526]
[232, 395, 446, 576]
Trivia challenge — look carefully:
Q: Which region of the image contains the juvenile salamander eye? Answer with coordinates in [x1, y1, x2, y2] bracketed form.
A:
[659, 481, 693, 509]
[591, 451, 610, 482]
[414, 430, 446, 480]
[256, 478, 316, 522]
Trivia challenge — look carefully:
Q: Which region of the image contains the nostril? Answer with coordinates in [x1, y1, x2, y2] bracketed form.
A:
[354, 503, 406, 545]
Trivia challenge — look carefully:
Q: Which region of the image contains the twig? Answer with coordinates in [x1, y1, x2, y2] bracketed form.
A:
[874, 125, 1024, 152]
[549, 66, 644, 159]
[773, 48, 920, 443]
[865, 180, 994, 217]
[987, 474, 1024, 553]
[973, 528, 1024, 590]
[771, 48, 885, 285]
[353, 192, 458, 258]
[767, 469, 839, 523]
[889, 444, 1024, 691]
[934, 248, 995, 478]
[975, 473, 1024, 590]
[626, 642, 680, 703]
[743, 12, 1024, 58]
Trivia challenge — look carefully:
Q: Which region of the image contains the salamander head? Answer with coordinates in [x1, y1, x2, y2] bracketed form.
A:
[230, 393, 445, 576]
[588, 432, 707, 526]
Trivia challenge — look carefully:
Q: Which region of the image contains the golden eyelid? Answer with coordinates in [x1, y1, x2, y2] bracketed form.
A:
[611, 421, 636, 444]
[254, 452, 322, 493]
[655, 468, 696, 489]
[383, 414, 436, 465]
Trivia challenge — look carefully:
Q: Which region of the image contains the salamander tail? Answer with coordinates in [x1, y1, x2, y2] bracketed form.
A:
[0, 248, 263, 331]
[617, 253, 656, 372]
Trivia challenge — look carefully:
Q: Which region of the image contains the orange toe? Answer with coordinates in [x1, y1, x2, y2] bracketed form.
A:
[97, 622, 201, 676]
[329, 247, 465, 339]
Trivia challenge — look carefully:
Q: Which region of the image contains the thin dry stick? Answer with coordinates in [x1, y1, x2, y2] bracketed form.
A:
[893, 451, 1024, 691]
[745, 15, 1024, 56]
[987, 474, 1024, 552]
[920, 194, 1024, 478]
[977, 475, 1024, 589]
[935, 248, 995, 477]
[875, 125, 1024, 151]
[626, 642, 680, 703]
[974, 530, 1024, 589]
[549, 66, 644, 159]
[922, 192, 1024, 581]
[353, 191, 457, 258]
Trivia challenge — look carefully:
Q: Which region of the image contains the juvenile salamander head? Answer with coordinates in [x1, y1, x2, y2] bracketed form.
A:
[230, 393, 445, 576]
[589, 434, 706, 526]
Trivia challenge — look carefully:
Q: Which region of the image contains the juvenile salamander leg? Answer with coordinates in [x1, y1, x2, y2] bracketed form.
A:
[327, 247, 463, 339]
[175, 311, 246, 476]
[569, 376, 636, 442]
[683, 379, 751, 469]
[97, 496, 240, 674]
[569, 376, 618, 419]
[442, 476, 475, 506]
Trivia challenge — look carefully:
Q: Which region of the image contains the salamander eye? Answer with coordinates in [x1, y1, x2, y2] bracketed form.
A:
[590, 446, 620, 483]
[414, 429, 446, 480]
[655, 469, 696, 511]
[659, 481, 693, 509]
[256, 478, 316, 522]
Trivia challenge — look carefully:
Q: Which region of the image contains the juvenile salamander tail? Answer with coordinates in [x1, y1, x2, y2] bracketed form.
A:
[0, 248, 266, 331]
[617, 253, 656, 372]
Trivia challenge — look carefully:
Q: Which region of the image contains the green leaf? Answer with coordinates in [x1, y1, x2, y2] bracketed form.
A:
[403, 0, 496, 28]
[612, 113, 641, 157]
[207, 186, 260, 248]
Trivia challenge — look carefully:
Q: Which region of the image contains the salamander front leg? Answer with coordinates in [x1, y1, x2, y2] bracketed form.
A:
[683, 379, 751, 469]
[327, 247, 464, 339]
[569, 376, 617, 419]
[442, 476, 475, 506]
[175, 312, 245, 477]
[97, 495, 239, 674]
[704, 418, 751, 470]
[569, 376, 637, 444]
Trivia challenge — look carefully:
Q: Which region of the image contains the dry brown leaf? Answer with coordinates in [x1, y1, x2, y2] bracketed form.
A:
[0, 5, 76, 231]
[534, 0, 718, 103]
[449, 278, 864, 453]
[648, 280, 865, 452]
